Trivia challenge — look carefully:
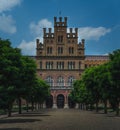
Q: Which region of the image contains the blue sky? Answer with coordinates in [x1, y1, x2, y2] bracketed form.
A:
[0, 0, 120, 55]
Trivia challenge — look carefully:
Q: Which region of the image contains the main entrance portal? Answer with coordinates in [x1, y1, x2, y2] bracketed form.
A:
[57, 94, 64, 108]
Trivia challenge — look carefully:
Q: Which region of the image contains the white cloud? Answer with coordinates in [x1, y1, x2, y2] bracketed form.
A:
[18, 39, 36, 56]
[0, 14, 16, 33]
[18, 19, 53, 55]
[78, 27, 111, 41]
[19, 18, 112, 55]
[0, 0, 22, 13]
[0, 0, 22, 33]
[30, 19, 53, 36]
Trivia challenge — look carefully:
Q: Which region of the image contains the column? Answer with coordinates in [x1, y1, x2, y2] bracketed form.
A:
[52, 94, 57, 108]
[64, 94, 69, 108]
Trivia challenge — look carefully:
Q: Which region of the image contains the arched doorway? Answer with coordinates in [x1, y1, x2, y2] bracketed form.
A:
[57, 94, 64, 108]
[68, 96, 76, 108]
[46, 95, 53, 108]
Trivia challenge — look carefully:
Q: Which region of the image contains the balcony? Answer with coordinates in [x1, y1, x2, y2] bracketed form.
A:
[49, 83, 73, 90]
[50, 86, 73, 90]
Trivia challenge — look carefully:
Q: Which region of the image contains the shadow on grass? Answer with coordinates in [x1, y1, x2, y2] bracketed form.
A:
[22, 112, 44, 114]
[107, 115, 120, 117]
[13, 113, 51, 117]
[0, 128, 27, 130]
[0, 118, 41, 124]
[92, 111, 120, 117]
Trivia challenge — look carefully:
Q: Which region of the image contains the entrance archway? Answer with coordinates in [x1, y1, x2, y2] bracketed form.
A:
[57, 94, 64, 108]
[46, 95, 53, 108]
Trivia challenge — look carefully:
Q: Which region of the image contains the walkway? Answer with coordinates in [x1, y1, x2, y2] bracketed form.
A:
[0, 109, 120, 130]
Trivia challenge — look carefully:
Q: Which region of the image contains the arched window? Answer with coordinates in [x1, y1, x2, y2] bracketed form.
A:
[45, 76, 53, 86]
[57, 76, 64, 86]
[68, 76, 75, 86]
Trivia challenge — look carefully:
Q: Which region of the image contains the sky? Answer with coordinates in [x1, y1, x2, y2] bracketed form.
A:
[0, 0, 120, 55]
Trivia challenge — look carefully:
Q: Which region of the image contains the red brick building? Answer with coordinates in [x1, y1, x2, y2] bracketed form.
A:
[36, 17, 109, 108]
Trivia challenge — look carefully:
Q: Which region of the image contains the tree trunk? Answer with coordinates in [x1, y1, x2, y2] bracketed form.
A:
[96, 102, 99, 112]
[31, 101, 34, 111]
[116, 102, 119, 116]
[104, 100, 107, 114]
[18, 98, 22, 114]
[26, 101, 29, 112]
[8, 103, 12, 117]
[8, 108, 11, 117]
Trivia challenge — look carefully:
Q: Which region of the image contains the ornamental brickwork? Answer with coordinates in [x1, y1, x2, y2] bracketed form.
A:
[36, 17, 109, 108]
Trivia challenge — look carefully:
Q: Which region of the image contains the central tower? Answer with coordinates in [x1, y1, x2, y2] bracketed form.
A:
[36, 17, 85, 108]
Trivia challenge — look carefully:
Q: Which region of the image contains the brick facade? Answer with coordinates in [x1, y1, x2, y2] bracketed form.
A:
[36, 17, 109, 108]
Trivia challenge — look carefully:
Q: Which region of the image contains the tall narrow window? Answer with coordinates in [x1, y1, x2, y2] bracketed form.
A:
[58, 47, 63, 54]
[72, 47, 74, 54]
[58, 35, 63, 42]
[40, 61, 42, 69]
[57, 76, 64, 86]
[57, 62, 64, 69]
[46, 61, 53, 69]
[69, 47, 74, 54]
[79, 61, 81, 69]
[47, 47, 52, 54]
[68, 61, 75, 69]
[45, 76, 53, 87]
[47, 47, 49, 54]
[50, 47, 52, 54]
[68, 76, 75, 87]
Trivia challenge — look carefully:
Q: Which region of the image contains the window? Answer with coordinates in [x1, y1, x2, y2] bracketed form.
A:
[79, 61, 81, 69]
[47, 47, 52, 54]
[51, 40, 53, 43]
[45, 76, 53, 86]
[58, 35, 63, 42]
[58, 47, 63, 54]
[46, 61, 53, 69]
[68, 76, 75, 86]
[57, 62, 64, 69]
[68, 61, 75, 69]
[85, 64, 87, 68]
[69, 47, 74, 54]
[57, 76, 64, 86]
[40, 61, 42, 69]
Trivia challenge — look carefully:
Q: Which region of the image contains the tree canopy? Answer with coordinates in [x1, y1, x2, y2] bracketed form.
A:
[70, 49, 120, 115]
[0, 38, 50, 116]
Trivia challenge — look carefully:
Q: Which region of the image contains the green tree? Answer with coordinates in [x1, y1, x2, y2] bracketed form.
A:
[0, 39, 22, 116]
[14, 56, 37, 114]
[82, 67, 101, 112]
[70, 80, 94, 110]
[26, 78, 50, 111]
[0, 38, 50, 116]
[109, 49, 120, 115]
[94, 64, 111, 114]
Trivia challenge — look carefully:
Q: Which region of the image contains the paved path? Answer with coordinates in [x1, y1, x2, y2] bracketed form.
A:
[0, 109, 120, 130]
